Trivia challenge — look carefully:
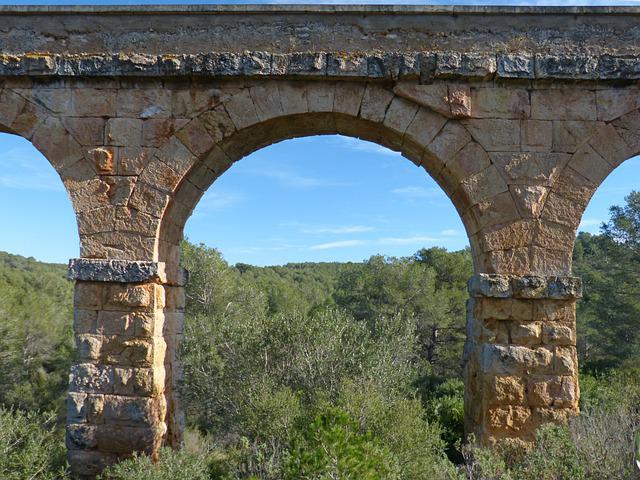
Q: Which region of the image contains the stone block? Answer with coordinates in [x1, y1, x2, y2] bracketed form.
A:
[68, 450, 118, 477]
[72, 88, 117, 117]
[74, 282, 103, 310]
[510, 185, 549, 219]
[175, 118, 215, 157]
[460, 165, 508, 205]
[119, 146, 153, 175]
[200, 104, 237, 143]
[307, 82, 336, 113]
[463, 119, 520, 152]
[106, 117, 143, 146]
[69, 363, 114, 394]
[97, 424, 166, 454]
[117, 88, 171, 118]
[488, 405, 531, 432]
[425, 121, 471, 163]
[333, 82, 365, 117]
[278, 81, 309, 115]
[490, 152, 568, 186]
[596, 88, 640, 122]
[533, 220, 575, 251]
[534, 300, 576, 324]
[436, 52, 496, 79]
[393, 82, 450, 117]
[32, 116, 84, 171]
[446, 141, 490, 181]
[63, 117, 105, 146]
[521, 120, 552, 152]
[588, 123, 632, 167]
[171, 88, 222, 118]
[74, 309, 98, 334]
[542, 325, 576, 346]
[383, 96, 418, 138]
[479, 220, 535, 252]
[359, 84, 393, 123]
[471, 88, 530, 119]
[540, 192, 583, 228]
[223, 89, 259, 130]
[66, 424, 98, 450]
[76, 334, 102, 361]
[103, 395, 161, 426]
[470, 191, 520, 231]
[530, 247, 572, 277]
[128, 182, 170, 218]
[403, 107, 447, 155]
[531, 90, 596, 121]
[496, 54, 535, 79]
[554, 346, 578, 375]
[103, 283, 158, 311]
[480, 344, 553, 375]
[491, 375, 526, 405]
[551, 121, 601, 154]
[249, 83, 283, 121]
[510, 322, 542, 346]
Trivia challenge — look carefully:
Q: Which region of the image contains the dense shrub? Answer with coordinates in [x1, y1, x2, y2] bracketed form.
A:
[0, 408, 69, 480]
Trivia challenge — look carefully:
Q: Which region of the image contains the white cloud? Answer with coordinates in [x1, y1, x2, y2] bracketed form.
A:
[309, 239, 365, 250]
[391, 186, 440, 198]
[241, 167, 350, 188]
[302, 225, 375, 234]
[0, 146, 64, 192]
[579, 219, 602, 230]
[196, 190, 244, 212]
[377, 235, 439, 245]
[441, 229, 461, 236]
[337, 136, 401, 157]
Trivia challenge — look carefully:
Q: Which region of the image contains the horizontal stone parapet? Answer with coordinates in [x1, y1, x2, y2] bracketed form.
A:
[2, 51, 640, 82]
[468, 274, 582, 300]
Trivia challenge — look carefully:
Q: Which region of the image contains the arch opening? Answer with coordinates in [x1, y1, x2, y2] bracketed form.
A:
[174, 132, 474, 471]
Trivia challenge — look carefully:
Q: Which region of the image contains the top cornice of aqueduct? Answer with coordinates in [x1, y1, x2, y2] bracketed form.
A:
[1, 5, 640, 82]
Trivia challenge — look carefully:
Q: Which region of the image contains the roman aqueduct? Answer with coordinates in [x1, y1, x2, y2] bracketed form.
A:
[0, 4, 639, 476]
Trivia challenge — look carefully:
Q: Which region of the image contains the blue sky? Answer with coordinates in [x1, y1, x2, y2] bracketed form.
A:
[1, 0, 639, 265]
[1, 131, 638, 266]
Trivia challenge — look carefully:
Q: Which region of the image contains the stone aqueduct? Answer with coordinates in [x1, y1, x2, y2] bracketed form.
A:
[1, 4, 640, 475]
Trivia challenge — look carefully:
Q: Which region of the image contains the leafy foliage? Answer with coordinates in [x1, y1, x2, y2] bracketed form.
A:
[0, 408, 69, 480]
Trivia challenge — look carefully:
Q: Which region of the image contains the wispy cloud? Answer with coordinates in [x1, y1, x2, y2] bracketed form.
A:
[309, 240, 365, 250]
[0, 147, 64, 192]
[241, 167, 350, 189]
[337, 136, 401, 157]
[196, 190, 244, 212]
[377, 235, 440, 246]
[579, 219, 602, 230]
[441, 229, 461, 236]
[301, 225, 375, 234]
[391, 186, 440, 198]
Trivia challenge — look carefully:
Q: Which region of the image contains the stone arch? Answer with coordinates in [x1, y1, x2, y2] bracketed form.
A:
[0, 86, 107, 255]
[536, 87, 640, 276]
[128, 80, 520, 278]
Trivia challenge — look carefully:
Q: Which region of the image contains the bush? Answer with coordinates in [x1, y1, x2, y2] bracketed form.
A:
[0, 408, 68, 480]
[99, 446, 216, 480]
[284, 406, 393, 480]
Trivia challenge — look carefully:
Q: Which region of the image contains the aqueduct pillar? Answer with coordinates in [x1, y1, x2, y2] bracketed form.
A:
[0, 5, 639, 475]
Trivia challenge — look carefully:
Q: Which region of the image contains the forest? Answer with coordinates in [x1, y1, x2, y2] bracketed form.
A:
[1, 193, 640, 479]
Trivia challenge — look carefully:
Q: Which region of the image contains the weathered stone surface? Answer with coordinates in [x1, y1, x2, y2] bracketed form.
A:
[470, 274, 581, 299]
[68, 259, 164, 283]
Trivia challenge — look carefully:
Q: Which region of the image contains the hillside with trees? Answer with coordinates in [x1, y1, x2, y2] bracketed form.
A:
[1, 194, 640, 479]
